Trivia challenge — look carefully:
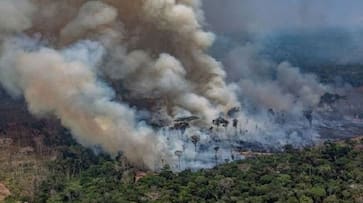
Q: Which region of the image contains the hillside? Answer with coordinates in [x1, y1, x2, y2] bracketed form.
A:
[0, 93, 78, 202]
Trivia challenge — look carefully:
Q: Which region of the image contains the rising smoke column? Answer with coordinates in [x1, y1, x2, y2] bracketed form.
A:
[0, 37, 169, 170]
[0, 0, 242, 169]
[42, 0, 239, 121]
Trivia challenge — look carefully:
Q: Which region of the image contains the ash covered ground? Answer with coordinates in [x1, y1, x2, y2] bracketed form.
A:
[148, 87, 363, 170]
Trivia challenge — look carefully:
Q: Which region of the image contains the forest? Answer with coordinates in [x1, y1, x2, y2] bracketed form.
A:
[5, 135, 361, 203]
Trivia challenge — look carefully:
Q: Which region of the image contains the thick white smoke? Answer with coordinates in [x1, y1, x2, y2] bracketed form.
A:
[0, 37, 169, 169]
[0, 0, 241, 170]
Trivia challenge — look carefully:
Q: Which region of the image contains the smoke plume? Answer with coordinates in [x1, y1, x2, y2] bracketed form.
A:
[0, 37, 171, 169]
[0, 0, 240, 169]
[1, 0, 357, 170]
[0, 0, 35, 34]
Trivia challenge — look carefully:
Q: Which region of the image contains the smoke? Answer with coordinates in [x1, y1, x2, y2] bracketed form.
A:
[224, 44, 327, 114]
[0, 0, 36, 34]
[200, 0, 343, 156]
[0, 0, 240, 170]
[60, 1, 118, 44]
[204, 0, 363, 67]
[53, 0, 238, 120]
[199, 1, 334, 161]
[0, 0, 357, 171]
[0, 37, 171, 169]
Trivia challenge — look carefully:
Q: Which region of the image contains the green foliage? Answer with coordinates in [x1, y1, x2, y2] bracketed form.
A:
[30, 139, 363, 203]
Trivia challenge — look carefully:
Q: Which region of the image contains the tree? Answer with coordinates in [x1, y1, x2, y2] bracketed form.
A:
[191, 135, 200, 152]
[287, 196, 299, 203]
[323, 195, 339, 203]
[214, 146, 220, 164]
[175, 150, 183, 169]
[309, 186, 326, 202]
[299, 195, 313, 203]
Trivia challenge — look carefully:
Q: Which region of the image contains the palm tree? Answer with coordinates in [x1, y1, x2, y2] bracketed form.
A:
[214, 146, 220, 164]
[191, 135, 200, 152]
[174, 150, 183, 169]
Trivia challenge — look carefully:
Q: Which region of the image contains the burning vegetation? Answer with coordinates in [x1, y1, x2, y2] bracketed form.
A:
[0, 0, 363, 202]
[0, 0, 363, 173]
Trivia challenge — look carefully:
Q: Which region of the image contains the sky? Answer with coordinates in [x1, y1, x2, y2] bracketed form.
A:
[203, 0, 363, 35]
